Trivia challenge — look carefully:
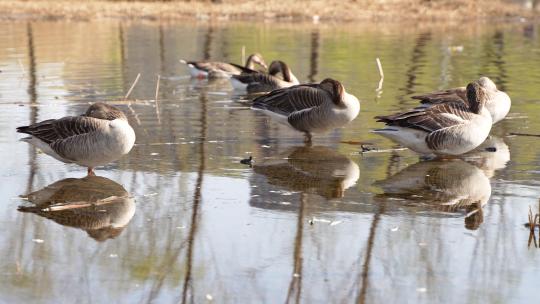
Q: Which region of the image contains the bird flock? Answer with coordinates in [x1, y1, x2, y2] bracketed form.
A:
[16, 52, 511, 175]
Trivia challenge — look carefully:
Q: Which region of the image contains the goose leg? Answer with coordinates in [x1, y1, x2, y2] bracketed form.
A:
[87, 167, 96, 176]
[304, 133, 312, 146]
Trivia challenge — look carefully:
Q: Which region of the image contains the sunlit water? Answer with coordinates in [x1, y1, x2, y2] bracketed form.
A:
[1, 20, 540, 303]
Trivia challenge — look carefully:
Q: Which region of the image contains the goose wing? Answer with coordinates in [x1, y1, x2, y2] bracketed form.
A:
[412, 87, 469, 107]
[17, 116, 106, 160]
[375, 102, 475, 133]
[227, 62, 260, 74]
[187, 61, 241, 74]
[252, 83, 329, 116]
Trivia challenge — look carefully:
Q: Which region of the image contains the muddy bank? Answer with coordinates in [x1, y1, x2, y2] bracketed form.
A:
[0, 0, 536, 23]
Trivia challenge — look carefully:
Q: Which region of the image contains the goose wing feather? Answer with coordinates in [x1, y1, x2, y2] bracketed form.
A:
[412, 87, 469, 106]
[252, 84, 330, 116]
[17, 116, 107, 160]
[375, 102, 475, 133]
[189, 61, 240, 74]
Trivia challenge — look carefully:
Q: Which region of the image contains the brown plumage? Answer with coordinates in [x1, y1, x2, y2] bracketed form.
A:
[230, 60, 300, 93]
[18, 176, 135, 242]
[373, 82, 492, 155]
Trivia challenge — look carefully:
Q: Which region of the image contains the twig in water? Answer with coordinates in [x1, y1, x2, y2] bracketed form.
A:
[124, 73, 141, 100]
[124, 73, 142, 125]
[375, 57, 384, 99]
[17, 59, 26, 78]
[510, 132, 540, 138]
[527, 201, 540, 248]
[154, 74, 161, 124]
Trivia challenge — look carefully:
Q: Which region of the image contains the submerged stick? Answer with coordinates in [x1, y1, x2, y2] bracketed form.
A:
[155, 74, 161, 124]
[43, 196, 126, 211]
[124, 73, 141, 100]
[510, 132, 540, 138]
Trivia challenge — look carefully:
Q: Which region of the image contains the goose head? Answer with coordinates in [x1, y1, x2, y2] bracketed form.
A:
[320, 78, 345, 106]
[268, 60, 298, 84]
[84, 103, 128, 121]
[246, 53, 268, 70]
[477, 76, 497, 92]
[466, 82, 489, 114]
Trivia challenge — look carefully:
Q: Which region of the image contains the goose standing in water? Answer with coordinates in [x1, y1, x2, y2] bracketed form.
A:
[17, 103, 136, 175]
[412, 76, 511, 124]
[251, 78, 360, 143]
[180, 53, 268, 79]
[373, 82, 492, 156]
[230, 60, 300, 93]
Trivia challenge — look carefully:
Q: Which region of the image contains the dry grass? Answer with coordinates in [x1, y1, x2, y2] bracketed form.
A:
[0, 0, 534, 23]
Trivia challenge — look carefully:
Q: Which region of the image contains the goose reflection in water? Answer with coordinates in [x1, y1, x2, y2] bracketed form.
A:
[251, 146, 360, 203]
[18, 176, 135, 242]
[375, 136, 509, 230]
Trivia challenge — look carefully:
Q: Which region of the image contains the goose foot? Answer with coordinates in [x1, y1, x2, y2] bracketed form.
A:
[87, 167, 96, 176]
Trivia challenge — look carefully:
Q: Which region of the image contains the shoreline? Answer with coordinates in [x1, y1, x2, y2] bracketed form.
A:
[0, 0, 536, 23]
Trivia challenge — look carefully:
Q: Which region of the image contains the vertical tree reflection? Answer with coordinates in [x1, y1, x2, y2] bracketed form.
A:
[308, 29, 320, 83]
[399, 32, 432, 101]
[356, 203, 384, 304]
[181, 91, 208, 304]
[25, 21, 38, 193]
[285, 193, 306, 304]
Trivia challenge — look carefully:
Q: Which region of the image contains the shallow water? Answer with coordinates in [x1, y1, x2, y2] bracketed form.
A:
[1, 20, 540, 303]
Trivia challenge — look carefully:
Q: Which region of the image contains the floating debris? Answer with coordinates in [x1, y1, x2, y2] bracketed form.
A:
[390, 226, 399, 232]
[32, 239, 44, 244]
[109, 254, 118, 258]
[416, 287, 427, 293]
[206, 294, 213, 301]
[330, 220, 343, 226]
[293, 273, 301, 278]
[448, 45, 464, 52]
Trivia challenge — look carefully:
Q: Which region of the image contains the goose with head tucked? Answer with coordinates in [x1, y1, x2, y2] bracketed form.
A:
[180, 53, 268, 79]
[18, 176, 135, 242]
[251, 78, 360, 143]
[230, 60, 300, 93]
[373, 82, 492, 156]
[412, 76, 511, 124]
[17, 103, 136, 175]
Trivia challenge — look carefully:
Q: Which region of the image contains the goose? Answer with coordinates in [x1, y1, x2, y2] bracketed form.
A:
[373, 82, 492, 156]
[252, 146, 360, 199]
[412, 76, 511, 124]
[180, 53, 268, 79]
[374, 159, 491, 230]
[19, 176, 135, 241]
[17, 103, 136, 175]
[230, 60, 300, 93]
[251, 78, 360, 143]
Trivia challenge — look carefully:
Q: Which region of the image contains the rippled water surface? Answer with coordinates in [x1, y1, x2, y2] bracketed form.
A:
[1, 20, 540, 303]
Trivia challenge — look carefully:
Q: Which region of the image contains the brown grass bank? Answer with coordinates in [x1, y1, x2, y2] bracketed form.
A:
[0, 0, 536, 23]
